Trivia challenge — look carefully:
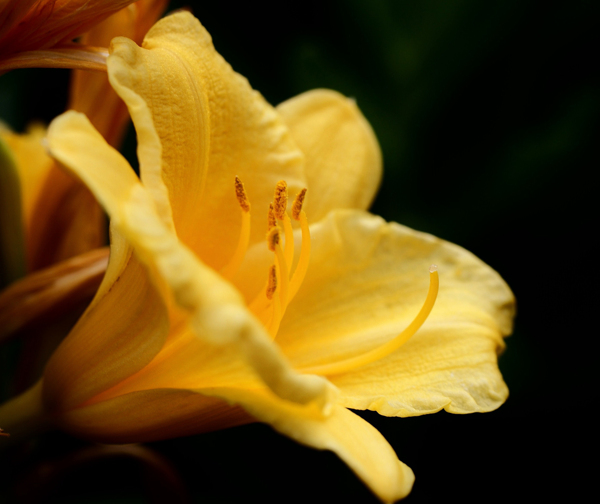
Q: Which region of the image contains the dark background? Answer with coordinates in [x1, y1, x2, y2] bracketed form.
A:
[1, 0, 597, 502]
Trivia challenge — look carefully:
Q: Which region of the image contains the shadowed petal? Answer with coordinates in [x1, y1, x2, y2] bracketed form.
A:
[277, 89, 382, 222]
[58, 388, 252, 443]
[0, 247, 108, 342]
[0, 0, 137, 58]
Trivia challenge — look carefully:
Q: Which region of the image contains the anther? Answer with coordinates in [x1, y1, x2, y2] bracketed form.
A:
[267, 227, 280, 252]
[234, 176, 250, 212]
[292, 189, 307, 221]
[273, 180, 288, 220]
[266, 265, 278, 300]
[268, 203, 277, 230]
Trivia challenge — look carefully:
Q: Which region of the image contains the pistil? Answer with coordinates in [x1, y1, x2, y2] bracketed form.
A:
[299, 266, 439, 376]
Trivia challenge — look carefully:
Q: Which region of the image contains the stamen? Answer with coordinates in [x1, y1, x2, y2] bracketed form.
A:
[274, 238, 290, 311]
[266, 265, 277, 300]
[265, 226, 289, 332]
[248, 183, 309, 339]
[220, 177, 251, 280]
[267, 203, 277, 230]
[281, 213, 294, 273]
[266, 265, 282, 338]
[266, 227, 280, 252]
[272, 181, 294, 268]
[288, 208, 311, 302]
[299, 267, 439, 376]
[273, 180, 288, 220]
[292, 189, 307, 221]
[265, 226, 289, 304]
[246, 224, 281, 314]
[269, 292, 283, 338]
[234, 176, 250, 212]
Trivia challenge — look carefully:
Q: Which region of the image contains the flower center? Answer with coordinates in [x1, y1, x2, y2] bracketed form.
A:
[221, 178, 438, 376]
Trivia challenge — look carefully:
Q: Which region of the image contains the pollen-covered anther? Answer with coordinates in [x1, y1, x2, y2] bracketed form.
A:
[267, 227, 280, 252]
[292, 188, 307, 221]
[266, 265, 277, 300]
[234, 176, 250, 212]
[268, 203, 277, 230]
[273, 180, 288, 220]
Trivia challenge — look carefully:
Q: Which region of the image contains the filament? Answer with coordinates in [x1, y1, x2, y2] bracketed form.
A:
[288, 208, 310, 302]
[280, 213, 294, 277]
[220, 177, 251, 280]
[274, 240, 290, 311]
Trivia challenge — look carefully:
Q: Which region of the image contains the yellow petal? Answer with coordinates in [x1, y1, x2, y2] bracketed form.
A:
[107, 11, 307, 270]
[334, 323, 509, 416]
[277, 89, 382, 222]
[276, 209, 514, 414]
[46, 111, 333, 410]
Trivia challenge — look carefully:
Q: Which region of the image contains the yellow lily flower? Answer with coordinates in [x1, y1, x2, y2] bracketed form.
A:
[0, 11, 515, 503]
[0, 0, 139, 73]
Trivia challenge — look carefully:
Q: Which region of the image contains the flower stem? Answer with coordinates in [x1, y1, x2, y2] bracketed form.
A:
[0, 380, 51, 448]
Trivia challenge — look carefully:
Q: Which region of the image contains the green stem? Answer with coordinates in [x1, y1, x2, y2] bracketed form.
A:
[0, 380, 51, 447]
